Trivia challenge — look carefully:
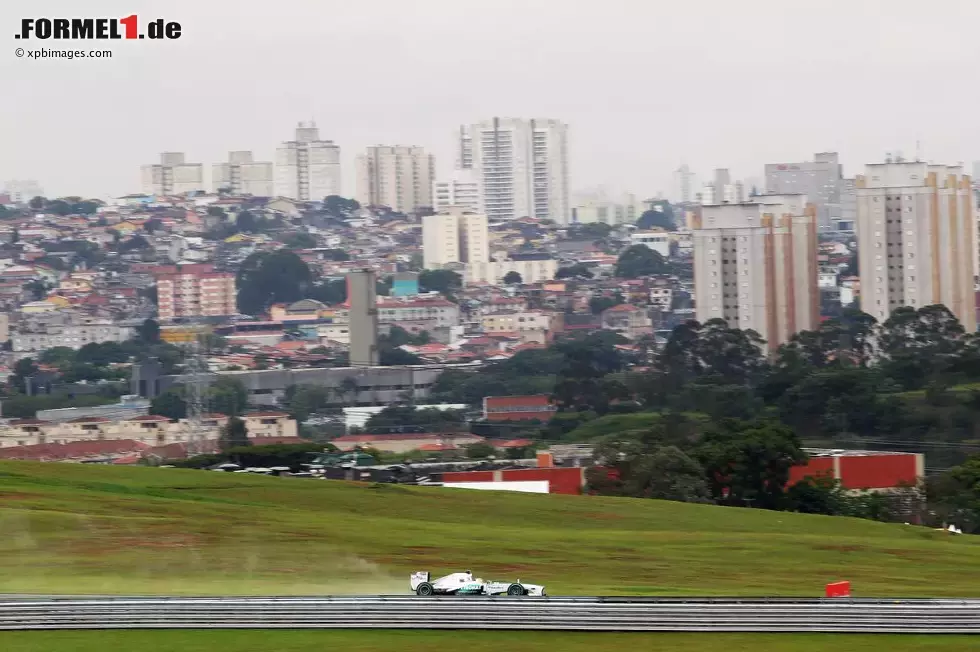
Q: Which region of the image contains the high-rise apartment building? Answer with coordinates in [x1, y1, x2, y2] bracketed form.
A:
[571, 191, 645, 226]
[855, 162, 975, 329]
[698, 168, 744, 205]
[275, 122, 341, 201]
[355, 145, 435, 213]
[671, 165, 698, 204]
[155, 264, 237, 322]
[2, 180, 44, 204]
[212, 151, 274, 196]
[693, 194, 818, 350]
[421, 207, 489, 269]
[458, 117, 570, 223]
[765, 152, 844, 232]
[433, 168, 480, 214]
[140, 152, 204, 196]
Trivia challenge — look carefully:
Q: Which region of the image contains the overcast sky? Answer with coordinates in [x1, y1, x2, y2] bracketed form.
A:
[3, 0, 980, 200]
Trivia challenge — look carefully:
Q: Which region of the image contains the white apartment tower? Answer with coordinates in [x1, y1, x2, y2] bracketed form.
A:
[355, 145, 435, 213]
[433, 168, 480, 214]
[459, 117, 570, 223]
[140, 152, 204, 196]
[693, 194, 819, 351]
[422, 207, 489, 270]
[855, 162, 975, 330]
[212, 151, 274, 196]
[275, 122, 341, 201]
[672, 165, 698, 204]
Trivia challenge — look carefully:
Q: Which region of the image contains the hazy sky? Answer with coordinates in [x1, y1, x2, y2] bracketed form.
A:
[3, 0, 980, 200]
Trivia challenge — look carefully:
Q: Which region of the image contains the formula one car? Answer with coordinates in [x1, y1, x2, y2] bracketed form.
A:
[410, 571, 545, 596]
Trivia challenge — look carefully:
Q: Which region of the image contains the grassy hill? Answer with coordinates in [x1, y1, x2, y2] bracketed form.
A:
[1, 461, 978, 597]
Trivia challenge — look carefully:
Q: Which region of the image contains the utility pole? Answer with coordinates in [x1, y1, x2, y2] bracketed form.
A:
[184, 334, 211, 455]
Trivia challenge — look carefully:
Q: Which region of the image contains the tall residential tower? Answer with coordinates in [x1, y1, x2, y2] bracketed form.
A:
[355, 145, 435, 213]
[458, 117, 570, 223]
[141, 152, 204, 196]
[855, 162, 975, 329]
[693, 194, 819, 351]
[275, 122, 341, 201]
[212, 151, 274, 196]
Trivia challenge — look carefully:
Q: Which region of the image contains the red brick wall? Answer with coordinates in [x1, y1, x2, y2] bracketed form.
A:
[501, 468, 584, 495]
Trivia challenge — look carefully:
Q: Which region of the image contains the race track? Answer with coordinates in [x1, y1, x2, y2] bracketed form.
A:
[2, 595, 980, 632]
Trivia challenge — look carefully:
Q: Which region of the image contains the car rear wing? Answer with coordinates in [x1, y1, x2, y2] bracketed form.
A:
[410, 571, 430, 590]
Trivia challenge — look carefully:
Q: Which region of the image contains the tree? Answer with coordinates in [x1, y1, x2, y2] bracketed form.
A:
[10, 358, 39, 393]
[236, 250, 313, 315]
[28, 196, 46, 211]
[150, 387, 188, 420]
[281, 232, 317, 249]
[418, 269, 463, 295]
[235, 210, 259, 233]
[209, 377, 249, 416]
[636, 202, 675, 230]
[614, 245, 667, 278]
[143, 218, 165, 234]
[323, 248, 350, 262]
[207, 205, 227, 218]
[503, 271, 523, 285]
[283, 384, 332, 422]
[589, 295, 624, 315]
[138, 319, 161, 344]
[555, 263, 594, 280]
[465, 441, 497, 459]
[696, 419, 807, 510]
[322, 195, 361, 218]
[219, 416, 250, 451]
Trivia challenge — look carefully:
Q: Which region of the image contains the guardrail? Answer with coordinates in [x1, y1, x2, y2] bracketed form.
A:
[1, 596, 979, 632]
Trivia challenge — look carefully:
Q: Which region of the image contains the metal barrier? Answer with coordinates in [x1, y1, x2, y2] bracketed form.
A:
[1, 596, 979, 632]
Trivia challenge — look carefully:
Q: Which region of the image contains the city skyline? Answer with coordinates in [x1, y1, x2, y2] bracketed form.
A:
[3, 0, 980, 200]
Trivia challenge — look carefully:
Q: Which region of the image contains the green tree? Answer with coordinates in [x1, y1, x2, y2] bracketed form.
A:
[636, 202, 675, 229]
[281, 232, 317, 249]
[555, 263, 594, 280]
[207, 205, 227, 218]
[503, 271, 523, 285]
[236, 250, 313, 315]
[28, 196, 46, 211]
[235, 210, 259, 233]
[219, 416, 250, 451]
[614, 245, 667, 278]
[150, 387, 188, 420]
[208, 377, 249, 416]
[283, 384, 332, 422]
[418, 269, 463, 295]
[322, 195, 361, 218]
[138, 319, 161, 344]
[696, 419, 807, 510]
[465, 441, 497, 459]
[324, 248, 350, 262]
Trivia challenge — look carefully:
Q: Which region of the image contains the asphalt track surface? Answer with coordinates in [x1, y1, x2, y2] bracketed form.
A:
[2, 595, 980, 632]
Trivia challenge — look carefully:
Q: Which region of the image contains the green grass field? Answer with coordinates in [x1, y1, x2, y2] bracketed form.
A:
[0, 460, 978, 597]
[2, 631, 978, 652]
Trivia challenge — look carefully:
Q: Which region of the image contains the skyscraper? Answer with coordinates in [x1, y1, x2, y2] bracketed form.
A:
[140, 152, 204, 196]
[355, 145, 435, 213]
[275, 122, 341, 201]
[855, 161, 975, 329]
[693, 194, 818, 350]
[458, 117, 570, 223]
[212, 151, 274, 196]
[765, 152, 844, 231]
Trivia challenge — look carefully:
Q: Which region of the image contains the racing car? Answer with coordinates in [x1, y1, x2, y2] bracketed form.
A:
[410, 570, 545, 597]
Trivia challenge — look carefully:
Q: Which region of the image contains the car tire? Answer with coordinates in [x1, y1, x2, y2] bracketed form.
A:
[506, 583, 525, 596]
[416, 582, 435, 596]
